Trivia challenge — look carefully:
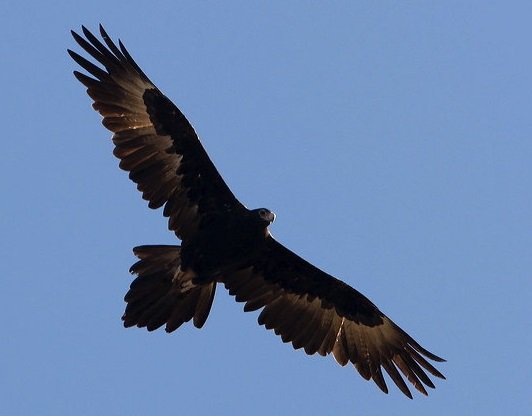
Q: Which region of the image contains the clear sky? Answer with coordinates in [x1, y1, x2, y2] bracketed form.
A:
[2, 1, 531, 415]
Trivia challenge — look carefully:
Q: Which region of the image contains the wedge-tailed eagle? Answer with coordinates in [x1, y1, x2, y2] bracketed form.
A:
[68, 25, 445, 398]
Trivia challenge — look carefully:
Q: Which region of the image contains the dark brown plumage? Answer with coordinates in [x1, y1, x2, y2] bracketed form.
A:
[69, 25, 445, 398]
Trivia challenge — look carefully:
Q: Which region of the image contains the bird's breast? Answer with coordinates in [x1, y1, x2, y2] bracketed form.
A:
[181, 219, 267, 278]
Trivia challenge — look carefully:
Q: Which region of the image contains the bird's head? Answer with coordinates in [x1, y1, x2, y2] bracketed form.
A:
[251, 208, 276, 226]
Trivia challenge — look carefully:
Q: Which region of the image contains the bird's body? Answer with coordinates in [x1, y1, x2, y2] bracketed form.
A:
[69, 25, 445, 398]
[181, 208, 274, 278]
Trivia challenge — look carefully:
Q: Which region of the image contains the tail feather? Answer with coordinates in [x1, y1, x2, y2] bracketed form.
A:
[122, 245, 216, 332]
[193, 283, 216, 328]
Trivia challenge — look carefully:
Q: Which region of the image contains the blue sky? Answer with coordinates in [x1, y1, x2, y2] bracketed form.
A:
[2, 1, 531, 415]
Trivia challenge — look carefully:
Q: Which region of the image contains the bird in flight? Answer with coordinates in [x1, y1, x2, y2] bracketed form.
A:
[68, 25, 445, 398]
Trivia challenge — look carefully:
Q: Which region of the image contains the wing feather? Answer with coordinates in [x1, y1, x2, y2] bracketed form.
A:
[69, 25, 244, 241]
[291, 299, 324, 350]
[223, 237, 445, 398]
[303, 307, 334, 355]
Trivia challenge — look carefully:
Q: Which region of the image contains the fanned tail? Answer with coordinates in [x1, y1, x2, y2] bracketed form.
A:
[122, 245, 216, 332]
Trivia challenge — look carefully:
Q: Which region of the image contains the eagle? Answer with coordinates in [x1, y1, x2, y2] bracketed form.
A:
[68, 25, 445, 398]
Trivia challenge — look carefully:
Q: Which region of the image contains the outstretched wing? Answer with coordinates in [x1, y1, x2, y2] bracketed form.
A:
[68, 25, 244, 240]
[222, 237, 445, 398]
